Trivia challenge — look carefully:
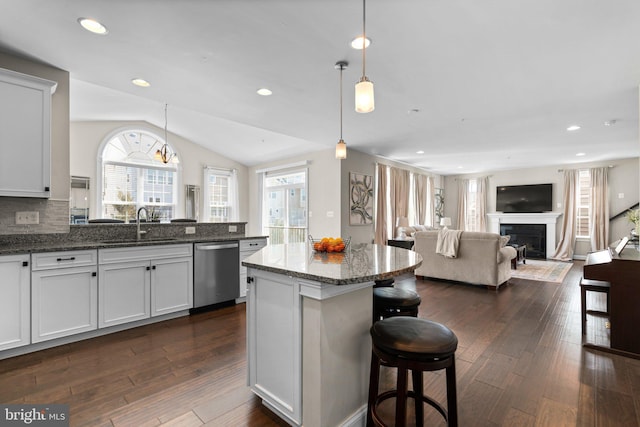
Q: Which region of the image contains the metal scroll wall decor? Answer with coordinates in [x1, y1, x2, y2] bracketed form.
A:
[349, 172, 373, 225]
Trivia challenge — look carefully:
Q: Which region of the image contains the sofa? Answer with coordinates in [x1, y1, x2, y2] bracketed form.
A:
[395, 224, 437, 239]
[413, 230, 517, 290]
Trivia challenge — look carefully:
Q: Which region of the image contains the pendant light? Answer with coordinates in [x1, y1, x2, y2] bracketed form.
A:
[154, 104, 179, 164]
[335, 61, 348, 159]
[355, 0, 374, 113]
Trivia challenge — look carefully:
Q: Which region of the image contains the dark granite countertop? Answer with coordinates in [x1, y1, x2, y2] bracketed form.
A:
[0, 223, 267, 256]
[242, 242, 422, 285]
[0, 236, 270, 256]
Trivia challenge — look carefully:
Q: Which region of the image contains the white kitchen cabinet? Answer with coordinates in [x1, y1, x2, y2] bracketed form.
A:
[0, 254, 30, 351]
[98, 259, 151, 328]
[151, 255, 193, 317]
[98, 244, 193, 328]
[0, 67, 57, 198]
[239, 238, 267, 298]
[31, 250, 98, 343]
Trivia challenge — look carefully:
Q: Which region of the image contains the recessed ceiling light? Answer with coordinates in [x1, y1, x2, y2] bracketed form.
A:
[576, 152, 586, 157]
[257, 88, 272, 96]
[350, 36, 371, 50]
[416, 150, 425, 154]
[567, 125, 581, 131]
[131, 78, 151, 88]
[78, 18, 108, 35]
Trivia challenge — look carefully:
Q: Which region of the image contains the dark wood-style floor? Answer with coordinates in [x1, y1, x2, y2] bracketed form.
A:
[2, 261, 639, 426]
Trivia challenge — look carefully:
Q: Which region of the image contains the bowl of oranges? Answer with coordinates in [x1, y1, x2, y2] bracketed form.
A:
[309, 235, 349, 253]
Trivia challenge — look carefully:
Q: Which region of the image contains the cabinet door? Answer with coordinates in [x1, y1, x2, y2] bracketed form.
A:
[0, 68, 56, 198]
[99, 261, 151, 328]
[32, 266, 97, 343]
[151, 256, 193, 317]
[0, 254, 30, 350]
[239, 238, 267, 298]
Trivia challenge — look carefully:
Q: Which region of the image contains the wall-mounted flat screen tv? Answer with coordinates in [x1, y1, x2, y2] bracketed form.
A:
[496, 183, 552, 213]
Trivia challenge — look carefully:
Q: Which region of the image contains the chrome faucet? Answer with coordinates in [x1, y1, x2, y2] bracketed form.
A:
[136, 207, 148, 241]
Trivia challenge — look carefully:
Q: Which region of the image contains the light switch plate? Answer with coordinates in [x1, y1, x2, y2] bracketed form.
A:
[16, 211, 39, 225]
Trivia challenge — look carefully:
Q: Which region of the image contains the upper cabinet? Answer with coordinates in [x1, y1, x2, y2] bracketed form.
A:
[0, 67, 57, 198]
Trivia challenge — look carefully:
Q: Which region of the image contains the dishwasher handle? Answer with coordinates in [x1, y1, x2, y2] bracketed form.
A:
[197, 243, 239, 250]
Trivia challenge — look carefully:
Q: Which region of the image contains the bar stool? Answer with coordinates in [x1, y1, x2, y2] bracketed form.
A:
[373, 287, 421, 323]
[367, 317, 458, 427]
[580, 276, 610, 335]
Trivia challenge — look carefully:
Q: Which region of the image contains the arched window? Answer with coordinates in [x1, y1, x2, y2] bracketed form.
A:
[99, 129, 179, 222]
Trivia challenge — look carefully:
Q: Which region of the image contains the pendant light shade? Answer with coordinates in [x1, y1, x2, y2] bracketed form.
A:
[335, 139, 347, 159]
[355, 77, 374, 113]
[335, 61, 348, 160]
[355, 0, 374, 113]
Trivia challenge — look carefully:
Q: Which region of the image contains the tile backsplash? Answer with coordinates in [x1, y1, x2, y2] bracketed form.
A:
[0, 198, 70, 235]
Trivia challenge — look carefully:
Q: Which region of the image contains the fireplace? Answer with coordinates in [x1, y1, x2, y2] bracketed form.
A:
[487, 212, 561, 259]
[500, 223, 547, 258]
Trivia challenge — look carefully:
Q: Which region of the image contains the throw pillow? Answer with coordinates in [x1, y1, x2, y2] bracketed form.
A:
[500, 235, 511, 247]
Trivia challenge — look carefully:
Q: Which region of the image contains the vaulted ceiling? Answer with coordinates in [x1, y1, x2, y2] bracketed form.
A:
[1, 0, 638, 175]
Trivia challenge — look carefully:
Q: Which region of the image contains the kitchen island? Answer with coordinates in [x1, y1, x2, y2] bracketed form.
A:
[243, 242, 422, 427]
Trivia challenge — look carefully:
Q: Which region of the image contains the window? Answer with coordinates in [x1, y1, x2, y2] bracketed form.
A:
[100, 130, 178, 222]
[203, 167, 239, 222]
[262, 169, 307, 244]
[464, 179, 480, 231]
[576, 169, 591, 238]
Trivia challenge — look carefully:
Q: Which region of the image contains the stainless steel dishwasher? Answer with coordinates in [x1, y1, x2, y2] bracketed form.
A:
[193, 241, 240, 310]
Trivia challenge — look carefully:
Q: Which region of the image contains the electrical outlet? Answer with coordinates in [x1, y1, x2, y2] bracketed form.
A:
[16, 211, 39, 225]
[229, 225, 238, 232]
[326, 211, 334, 218]
[618, 193, 625, 199]
[185, 226, 196, 234]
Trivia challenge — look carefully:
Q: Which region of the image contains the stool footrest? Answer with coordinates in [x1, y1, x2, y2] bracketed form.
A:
[371, 389, 449, 426]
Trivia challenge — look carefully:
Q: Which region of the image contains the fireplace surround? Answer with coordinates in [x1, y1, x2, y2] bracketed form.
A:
[487, 212, 562, 259]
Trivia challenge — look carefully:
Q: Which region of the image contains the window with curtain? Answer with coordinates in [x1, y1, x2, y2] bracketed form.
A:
[202, 167, 239, 222]
[262, 169, 307, 244]
[458, 177, 487, 231]
[465, 179, 480, 231]
[576, 169, 591, 238]
[100, 130, 178, 222]
[374, 164, 435, 243]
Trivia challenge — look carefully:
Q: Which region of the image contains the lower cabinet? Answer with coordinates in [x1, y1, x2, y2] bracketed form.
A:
[239, 238, 268, 298]
[31, 250, 98, 343]
[0, 254, 30, 351]
[98, 260, 151, 328]
[98, 244, 193, 328]
[151, 256, 193, 316]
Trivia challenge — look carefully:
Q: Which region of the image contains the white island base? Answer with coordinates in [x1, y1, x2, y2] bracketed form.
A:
[247, 268, 373, 427]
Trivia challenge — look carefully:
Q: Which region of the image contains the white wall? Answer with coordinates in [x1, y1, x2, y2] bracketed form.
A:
[70, 121, 249, 221]
[443, 157, 639, 257]
[247, 149, 340, 239]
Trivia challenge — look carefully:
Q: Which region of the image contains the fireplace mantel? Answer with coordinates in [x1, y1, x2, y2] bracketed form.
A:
[487, 212, 562, 259]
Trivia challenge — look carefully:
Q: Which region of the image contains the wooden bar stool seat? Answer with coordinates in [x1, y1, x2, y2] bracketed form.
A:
[373, 287, 421, 323]
[367, 317, 458, 427]
[580, 276, 610, 335]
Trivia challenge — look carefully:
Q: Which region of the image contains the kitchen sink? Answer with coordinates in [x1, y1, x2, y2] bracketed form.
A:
[100, 237, 179, 244]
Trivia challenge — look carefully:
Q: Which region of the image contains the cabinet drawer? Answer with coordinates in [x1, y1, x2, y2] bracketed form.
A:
[32, 250, 97, 270]
[240, 239, 267, 252]
[99, 244, 193, 264]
